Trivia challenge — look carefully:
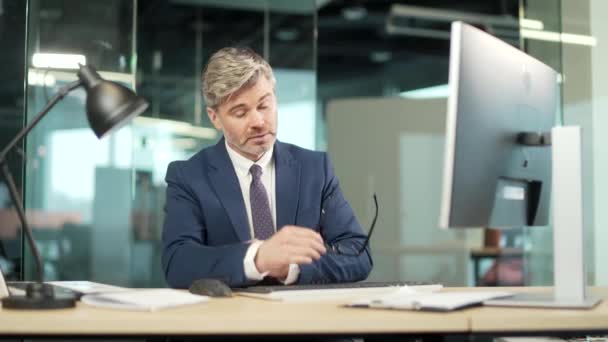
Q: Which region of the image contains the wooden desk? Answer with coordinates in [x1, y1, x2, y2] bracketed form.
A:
[0, 295, 469, 337]
[0, 287, 606, 338]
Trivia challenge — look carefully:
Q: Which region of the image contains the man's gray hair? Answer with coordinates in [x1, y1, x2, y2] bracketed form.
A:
[202, 47, 275, 109]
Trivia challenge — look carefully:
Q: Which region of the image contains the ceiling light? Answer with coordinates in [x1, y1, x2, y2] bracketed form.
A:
[342, 5, 367, 21]
[520, 18, 544, 30]
[32, 53, 86, 69]
[369, 51, 392, 63]
[521, 29, 597, 46]
[275, 28, 300, 42]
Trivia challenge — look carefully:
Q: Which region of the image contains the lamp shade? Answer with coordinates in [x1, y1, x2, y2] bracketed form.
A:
[77, 65, 149, 138]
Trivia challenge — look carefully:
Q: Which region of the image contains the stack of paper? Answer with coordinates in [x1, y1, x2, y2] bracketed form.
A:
[81, 289, 208, 311]
[48, 281, 129, 295]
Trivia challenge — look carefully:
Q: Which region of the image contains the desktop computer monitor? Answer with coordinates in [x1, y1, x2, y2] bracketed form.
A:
[439, 21, 558, 229]
[439, 22, 600, 309]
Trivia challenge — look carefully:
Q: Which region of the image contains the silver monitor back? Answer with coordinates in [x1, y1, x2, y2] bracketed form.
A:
[439, 22, 558, 229]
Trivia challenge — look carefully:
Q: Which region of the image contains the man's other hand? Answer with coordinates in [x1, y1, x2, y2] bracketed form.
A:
[254, 225, 327, 279]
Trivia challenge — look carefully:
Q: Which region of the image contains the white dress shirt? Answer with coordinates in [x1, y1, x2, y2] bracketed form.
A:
[224, 141, 299, 284]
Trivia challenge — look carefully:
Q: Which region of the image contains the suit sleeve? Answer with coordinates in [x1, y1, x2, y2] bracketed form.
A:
[297, 154, 373, 284]
[161, 161, 251, 288]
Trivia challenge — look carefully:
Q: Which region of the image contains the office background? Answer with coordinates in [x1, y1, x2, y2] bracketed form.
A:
[0, 0, 606, 288]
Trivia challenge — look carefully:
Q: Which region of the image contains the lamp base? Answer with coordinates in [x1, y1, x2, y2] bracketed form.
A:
[1, 282, 76, 310]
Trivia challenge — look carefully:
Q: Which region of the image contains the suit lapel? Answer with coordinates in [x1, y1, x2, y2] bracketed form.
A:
[275, 142, 300, 231]
[206, 139, 251, 242]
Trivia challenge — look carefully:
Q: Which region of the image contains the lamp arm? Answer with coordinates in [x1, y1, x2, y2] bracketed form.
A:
[0, 78, 82, 284]
[0, 162, 43, 283]
[0, 79, 82, 160]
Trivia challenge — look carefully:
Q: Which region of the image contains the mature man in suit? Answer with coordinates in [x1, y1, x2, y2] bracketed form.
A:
[162, 47, 372, 288]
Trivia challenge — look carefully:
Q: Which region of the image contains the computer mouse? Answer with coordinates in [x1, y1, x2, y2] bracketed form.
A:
[188, 279, 233, 298]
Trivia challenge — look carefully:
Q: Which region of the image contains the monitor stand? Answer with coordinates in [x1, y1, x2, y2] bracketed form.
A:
[484, 126, 602, 309]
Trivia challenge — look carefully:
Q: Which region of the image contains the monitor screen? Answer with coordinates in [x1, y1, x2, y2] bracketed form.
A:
[439, 22, 558, 229]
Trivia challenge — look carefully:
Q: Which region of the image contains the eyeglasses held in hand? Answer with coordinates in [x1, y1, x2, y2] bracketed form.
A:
[326, 193, 378, 256]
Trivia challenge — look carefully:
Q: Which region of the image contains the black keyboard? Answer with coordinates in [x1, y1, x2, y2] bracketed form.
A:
[7, 281, 81, 298]
[236, 281, 434, 294]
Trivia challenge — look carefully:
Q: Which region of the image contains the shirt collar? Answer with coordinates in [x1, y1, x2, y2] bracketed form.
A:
[225, 140, 274, 178]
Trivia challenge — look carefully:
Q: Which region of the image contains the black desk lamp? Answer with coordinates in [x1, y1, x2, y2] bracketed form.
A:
[0, 64, 149, 309]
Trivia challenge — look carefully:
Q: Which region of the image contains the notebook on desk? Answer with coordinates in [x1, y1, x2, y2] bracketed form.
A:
[347, 288, 513, 311]
[81, 289, 208, 311]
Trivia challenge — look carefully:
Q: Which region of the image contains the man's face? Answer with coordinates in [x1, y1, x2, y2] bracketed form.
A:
[207, 76, 278, 161]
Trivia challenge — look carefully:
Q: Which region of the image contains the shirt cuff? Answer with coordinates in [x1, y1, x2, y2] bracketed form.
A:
[244, 240, 269, 280]
[281, 264, 300, 285]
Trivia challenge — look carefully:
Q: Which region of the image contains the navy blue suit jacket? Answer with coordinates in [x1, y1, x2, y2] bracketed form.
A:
[161, 138, 373, 288]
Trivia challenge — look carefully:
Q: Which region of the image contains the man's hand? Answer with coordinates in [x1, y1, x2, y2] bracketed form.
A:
[255, 225, 327, 279]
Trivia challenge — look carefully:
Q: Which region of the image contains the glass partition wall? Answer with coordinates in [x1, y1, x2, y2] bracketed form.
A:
[319, 0, 566, 287]
[519, 0, 564, 287]
[18, 0, 604, 290]
[0, 0, 27, 282]
[23, 0, 140, 284]
[523, 0, 605, 287]
[22, 0, 316, 286]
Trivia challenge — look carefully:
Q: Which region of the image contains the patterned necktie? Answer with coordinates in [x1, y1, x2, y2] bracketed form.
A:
[249, 164, 274, 240]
